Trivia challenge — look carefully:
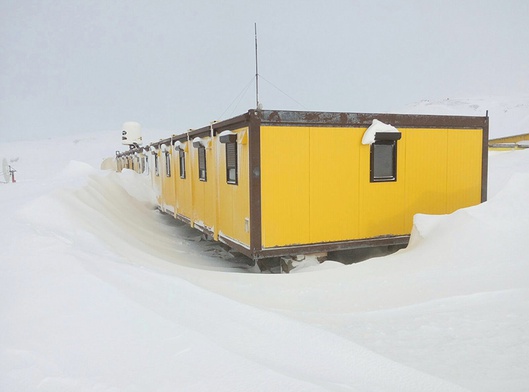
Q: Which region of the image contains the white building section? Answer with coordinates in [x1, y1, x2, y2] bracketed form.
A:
[122, 121, 143, 147]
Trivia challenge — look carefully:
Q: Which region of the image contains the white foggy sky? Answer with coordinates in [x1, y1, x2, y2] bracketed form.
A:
[1, 0, 528, 141]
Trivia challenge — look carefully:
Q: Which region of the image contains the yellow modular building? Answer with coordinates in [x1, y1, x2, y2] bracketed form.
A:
[116, 109, 488, 261]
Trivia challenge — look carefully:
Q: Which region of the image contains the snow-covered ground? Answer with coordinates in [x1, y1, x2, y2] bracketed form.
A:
[1, 99, 529, 391]
[398, 94, 529, 139]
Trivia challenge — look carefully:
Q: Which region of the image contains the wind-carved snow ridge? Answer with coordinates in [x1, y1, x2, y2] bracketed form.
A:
[21, 168, 252, 274]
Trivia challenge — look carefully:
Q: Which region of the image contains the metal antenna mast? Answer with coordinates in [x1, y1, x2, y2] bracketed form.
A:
[254, 23, 260, 110]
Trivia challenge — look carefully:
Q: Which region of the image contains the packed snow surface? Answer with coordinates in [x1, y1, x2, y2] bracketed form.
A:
[1, 116, 529, 390]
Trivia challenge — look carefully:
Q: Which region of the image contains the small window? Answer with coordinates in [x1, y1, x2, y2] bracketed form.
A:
[226, 142, 238, 185]
[154, 154, 159, 176]
[165, 153, 171, 177]
[144, 155, 149, 175]
[198, 147, 207, 181]
[371, 141, 397, 182]
[179, 150, 186, 179]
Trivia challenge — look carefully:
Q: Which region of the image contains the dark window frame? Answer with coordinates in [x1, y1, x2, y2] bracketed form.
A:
[225, 141, 238, 185]
[219, 132, 238, 185]
[164, 152, 171, 177]
[370, 140, 397, 182]
[198, 146, 207, 182]
[179, 149, 186, 179]
[144, 155, 149, 175]
[154, 154, 159, 177]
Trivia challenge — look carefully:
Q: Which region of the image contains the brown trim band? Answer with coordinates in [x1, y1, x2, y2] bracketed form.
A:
[261, 110, 489, 129]
[174, 212, 192, 226]
[218, 234, 252, 259]
[252, 235, 410, 260]
[248, 110, 262, 255]
[481, 114, 489, 202]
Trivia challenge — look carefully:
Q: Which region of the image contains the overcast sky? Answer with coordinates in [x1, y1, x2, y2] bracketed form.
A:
[1, 0, 528, 141]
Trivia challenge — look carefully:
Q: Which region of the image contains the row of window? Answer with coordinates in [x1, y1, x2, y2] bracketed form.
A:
[137, 139, 396, 184]
[117, 156, 149, 174]
[153, 141, 239, 185]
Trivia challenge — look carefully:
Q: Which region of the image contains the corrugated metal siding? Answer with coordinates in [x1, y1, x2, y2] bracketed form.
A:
[217, 128, 250, 246]
[260, 125, 484, 248]
[175, 145, 193, 220]
[161, 151, 176, 211]
[309, 127, 360, 243]
[403, 128, 448, 230]
[261, 126, 310, 247]
[447, 129, 483, 211]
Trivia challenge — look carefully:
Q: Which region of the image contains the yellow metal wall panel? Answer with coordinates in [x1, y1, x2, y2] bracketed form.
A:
[190, 145, 206, 227]
[261, 124, 484, 249]
[403, 128, 448, 230]
[231, 131, 250, 245]
[204, 143, 217, 233]
[187, 137, 218, 233]
[309, 127, 361, 243]
[261, 126, 310, 247]
[217, 141, 232, 237]
[174, 143, 193, 220]
[447, 129, 483, 212]
[151, 151, 163, 207]
[161, 151, 176, 210]
[358, 134, 407, 238]
[217, 128, 250, 246]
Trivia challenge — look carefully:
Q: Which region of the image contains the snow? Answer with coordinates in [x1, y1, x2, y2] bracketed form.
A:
[398, 94, 529, 139]
[1, 105, 529, 391]
[361, 119, 400, 145]
[174, 140, 185, 151]
[218, 130, 237, 138]
[192, 136, 209, 149]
